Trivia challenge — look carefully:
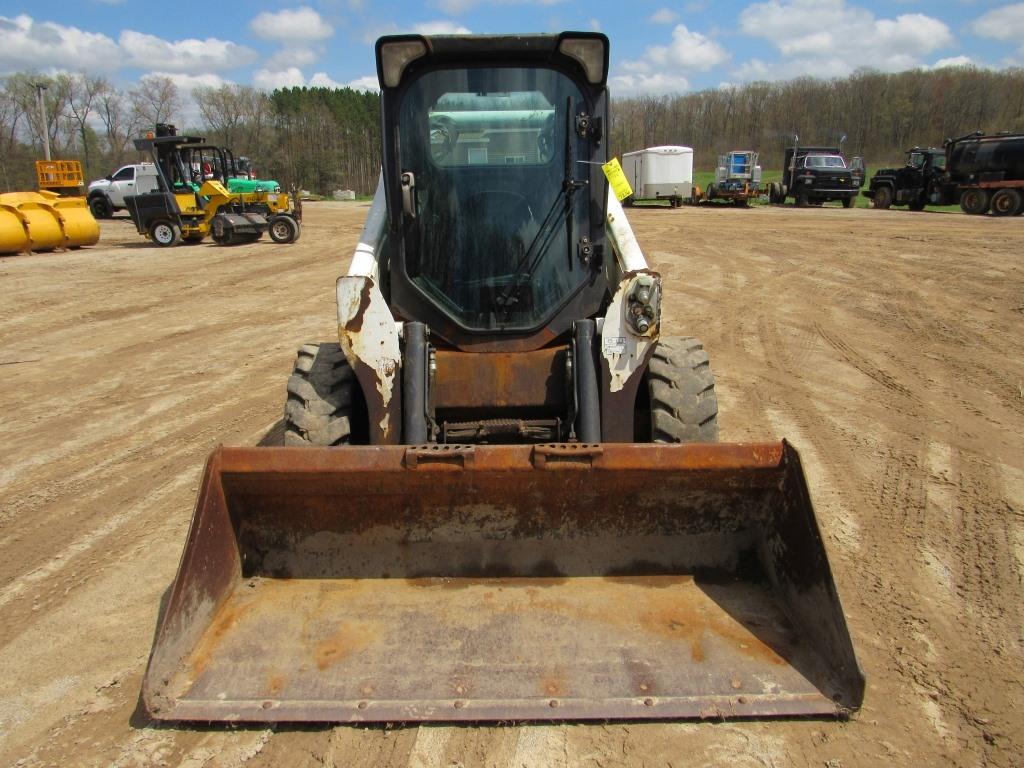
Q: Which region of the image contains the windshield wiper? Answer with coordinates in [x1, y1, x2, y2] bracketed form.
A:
[494, 98, 586, 320]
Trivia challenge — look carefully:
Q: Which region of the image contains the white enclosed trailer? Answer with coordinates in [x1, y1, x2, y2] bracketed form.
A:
[620, 145, 693, 206]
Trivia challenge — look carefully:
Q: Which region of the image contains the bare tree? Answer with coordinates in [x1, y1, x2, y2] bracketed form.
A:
[130, 75, 181, 128]
[63, 72, 112, 178]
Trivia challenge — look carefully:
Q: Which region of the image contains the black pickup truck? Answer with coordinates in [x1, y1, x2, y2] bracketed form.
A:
[768, 146, 862, 207]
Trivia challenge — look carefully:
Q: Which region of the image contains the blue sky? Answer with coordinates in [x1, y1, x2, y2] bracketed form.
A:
[1, 0, 1023, 98]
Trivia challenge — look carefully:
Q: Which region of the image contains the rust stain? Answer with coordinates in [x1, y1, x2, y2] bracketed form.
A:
[314, 622, 375, 670]
[539, 665, 567, 697]
[188, 595, 255, 680]
[267, 675, 286, 696]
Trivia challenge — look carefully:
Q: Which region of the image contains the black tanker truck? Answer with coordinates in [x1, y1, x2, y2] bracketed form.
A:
[865, 131, 1024, 216]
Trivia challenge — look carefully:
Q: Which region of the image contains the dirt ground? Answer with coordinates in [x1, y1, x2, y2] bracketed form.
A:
[0, 201, 1021, 767]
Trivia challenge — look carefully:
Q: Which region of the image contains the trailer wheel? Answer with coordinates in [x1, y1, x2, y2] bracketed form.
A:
[960, 189, 991, 215]
[269, 215, 301, 243]
[149, 220, 181, 247]
[639, 337, 719, 443]
[284, 342, 367, 446]
[990, 188, 1023, 217]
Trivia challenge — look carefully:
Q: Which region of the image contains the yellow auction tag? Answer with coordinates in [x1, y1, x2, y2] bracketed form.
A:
[602, 157, 633, 201]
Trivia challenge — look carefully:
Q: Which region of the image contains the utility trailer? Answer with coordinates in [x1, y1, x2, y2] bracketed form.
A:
[704, 151, 762, 206]
[621, 146, 693, 207]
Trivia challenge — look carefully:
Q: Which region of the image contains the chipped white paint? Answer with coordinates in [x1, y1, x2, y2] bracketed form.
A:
[604, 185, 648, 273]
[336, 274, 401, 436]
[348, 173, 387, 281]
[600, 274, 660, 393]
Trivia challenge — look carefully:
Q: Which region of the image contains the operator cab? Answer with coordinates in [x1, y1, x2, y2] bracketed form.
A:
[377, 33, 611, 350]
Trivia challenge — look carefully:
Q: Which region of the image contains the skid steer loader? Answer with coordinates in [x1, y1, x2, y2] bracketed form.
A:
[142, 33, 864, 723]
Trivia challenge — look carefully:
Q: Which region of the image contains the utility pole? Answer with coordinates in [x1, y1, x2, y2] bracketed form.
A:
[33, 82, 51, 161]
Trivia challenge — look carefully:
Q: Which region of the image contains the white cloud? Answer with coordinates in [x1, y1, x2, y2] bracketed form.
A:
[119, 30, 256, 73]
[265, 46, 321, 71]
[649, 8, 679, 24]
[612, 22, 727, 93]
[647, 23, 729, 71]
[0, 14, 118, 72]
[250, 7, 334, 42]
[252, 67, 307, 91]
[736, 1, 954, 79]
[931, 55, 975, 69]
[412, 21, 472, 35]
[309, 72, 343, 88]
[149, 71, 232, 90]
[347, 75, 380, 91]
[971, 3, 1024, 42]
[0, 15, 254, 75]
[609, 72, 690, 96]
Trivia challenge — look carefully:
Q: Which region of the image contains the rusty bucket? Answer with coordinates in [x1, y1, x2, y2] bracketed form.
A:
[142, 441, 863, 722]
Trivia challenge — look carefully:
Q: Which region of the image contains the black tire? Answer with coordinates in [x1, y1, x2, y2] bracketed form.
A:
[149, 219, 181, 247]
[872, 185, 893, 210]
[908, 199, 926, 212]
[269, 215, 301, 243]
[796, 194, 809, 208]
[841, 196, 854, 209]
[960, 189, 991, 215]
[284, 343, 365, 446]
[89, 195, 113, 219]
[706, 184, 717, 201]
[990, 188, 1023, 217]
[643, 337, 719, 443]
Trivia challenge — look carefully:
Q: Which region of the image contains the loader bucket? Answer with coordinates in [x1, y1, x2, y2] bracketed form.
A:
[0, 191, 99, 255]
[143, 442, 864, 723]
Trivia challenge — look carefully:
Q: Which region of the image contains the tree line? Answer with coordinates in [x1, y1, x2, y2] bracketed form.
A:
[0, 72, 380, 195]
[2, 65, 1023, 195]
[610, 66, 1024, 170]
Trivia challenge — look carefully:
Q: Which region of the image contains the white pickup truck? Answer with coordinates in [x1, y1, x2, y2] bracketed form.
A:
[87, 163, 161, 219]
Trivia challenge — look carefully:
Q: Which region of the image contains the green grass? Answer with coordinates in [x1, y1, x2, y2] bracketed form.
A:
[692, 169, 963, 213]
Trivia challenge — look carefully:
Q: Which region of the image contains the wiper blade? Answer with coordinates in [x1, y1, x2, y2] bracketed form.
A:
[495, 98, 585, 319]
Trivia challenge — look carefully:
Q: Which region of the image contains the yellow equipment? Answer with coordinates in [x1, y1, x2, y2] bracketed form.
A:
[35, 159, 86, 196]
[0, 190, 100, 256]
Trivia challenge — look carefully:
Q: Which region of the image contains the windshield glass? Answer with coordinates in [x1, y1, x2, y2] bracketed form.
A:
[805, 155, 846, 168]
[398, 67, 590, 332]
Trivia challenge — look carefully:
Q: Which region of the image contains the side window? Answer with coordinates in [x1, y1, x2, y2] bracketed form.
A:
[112, 167, 135, 182]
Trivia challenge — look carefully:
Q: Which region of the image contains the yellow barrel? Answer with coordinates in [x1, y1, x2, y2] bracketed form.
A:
[0, 191, 100, 255]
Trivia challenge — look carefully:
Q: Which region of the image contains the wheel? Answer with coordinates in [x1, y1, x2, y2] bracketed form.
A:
[706, 184, 716, 201]
[960, 189, 991, 215]
[89, 195, 112, 219]
[269, 215, 301, 243]
[796, 194, 809, 208]
[871, 186, 892, 209]
[148, 219, 181, 247]
[908, 199, 926, 212]
[211, 215, 230, 245]
[284, 343, 366, 446]
[769, 182, 782, 204]
[639, 337, 719, 443]
[990, 188, 1023, 217]
[842, 196, 854, 209]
